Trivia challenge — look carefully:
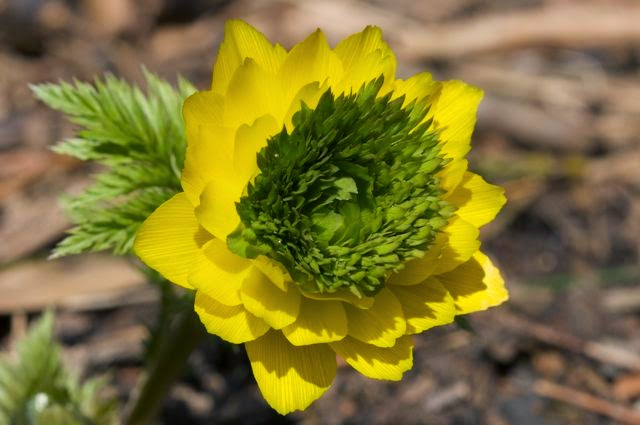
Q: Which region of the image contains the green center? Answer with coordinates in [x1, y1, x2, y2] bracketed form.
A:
[227, 77, 454, 297]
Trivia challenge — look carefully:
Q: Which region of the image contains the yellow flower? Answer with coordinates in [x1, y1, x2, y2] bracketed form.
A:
[134, 20, 508, 414]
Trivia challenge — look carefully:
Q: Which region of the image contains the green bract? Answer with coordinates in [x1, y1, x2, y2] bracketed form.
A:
[228, 77, 455, 297]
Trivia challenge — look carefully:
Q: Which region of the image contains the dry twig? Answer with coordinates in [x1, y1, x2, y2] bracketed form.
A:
[534, 379, 640, 425]
[485, 311, 640, 371]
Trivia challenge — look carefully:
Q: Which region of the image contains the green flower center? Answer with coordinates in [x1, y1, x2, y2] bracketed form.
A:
[227, 77, 454, 297]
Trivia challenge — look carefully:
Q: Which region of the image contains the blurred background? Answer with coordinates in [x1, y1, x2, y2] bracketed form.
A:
[1, 0, 639, 423]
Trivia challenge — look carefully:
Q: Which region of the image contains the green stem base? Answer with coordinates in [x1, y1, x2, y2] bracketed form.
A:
[123, 307, 205, 425]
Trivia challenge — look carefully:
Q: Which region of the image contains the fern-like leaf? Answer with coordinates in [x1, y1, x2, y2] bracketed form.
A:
[32, 70, 196, 257]
[0, 312, 118, 425]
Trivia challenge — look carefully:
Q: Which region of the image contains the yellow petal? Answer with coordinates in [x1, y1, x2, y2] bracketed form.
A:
[392, 72, 439, 108]
[386, 240, 442, 286]
[180, 124, 236, 207]
[223, 58, 286, 129]
[278, 29, 343, 104]
[387, 216, 479, 286]
[246, 330, 336, 415]
[182, 91, 224, 141]
[337, 50, 397, 96]
[330, 335, 414, 381]
[195, 177, 243, 240]
[445, 172, 506, 228]
[282, 298, 347, 346]
[134, 193, 210, 289]
[334, 26, 392, 74]
[302, 288, 375, 309]
[437, 251, 508, 314]
[428, 80, 483, 161]
[390, 277, 456, 334]
[333, 26, 396, 94]
[185, 113, 279, 210]
[194, 291, 269, 343]
[283, 81, 324, 132]
[251, 256, 292, 291]
[438, 158, 468, 196]
[212, 19, 286, 95]
[188, 238, 252, 306]
[344, 287, 405, 347]
[433, 216, 480, 275]
[240, 267, 301, 329]
[233, 114, 279, 183]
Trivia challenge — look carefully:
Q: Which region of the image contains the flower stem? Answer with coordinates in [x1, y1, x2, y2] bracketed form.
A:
[123, 306, 205, 425]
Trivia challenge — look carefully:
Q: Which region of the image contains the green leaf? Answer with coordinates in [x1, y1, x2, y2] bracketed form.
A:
[333, 177, 358, 201]
[0, 312, 118, 425]
[32, 69, 196, 257]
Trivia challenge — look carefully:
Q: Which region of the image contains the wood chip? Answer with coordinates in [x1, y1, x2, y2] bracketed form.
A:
[0, 254, 150, 313]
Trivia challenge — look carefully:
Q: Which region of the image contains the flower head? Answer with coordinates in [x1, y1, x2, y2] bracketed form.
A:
[134, 20, 507, 414]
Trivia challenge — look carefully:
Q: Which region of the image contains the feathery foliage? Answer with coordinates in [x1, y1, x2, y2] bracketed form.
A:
[0, 311, 118, 425]
[32, 70, 195, 257]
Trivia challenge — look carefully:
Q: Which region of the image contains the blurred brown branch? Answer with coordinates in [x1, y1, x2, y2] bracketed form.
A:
[534, 379, 640, 425]
[485, 311, 640, 371]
